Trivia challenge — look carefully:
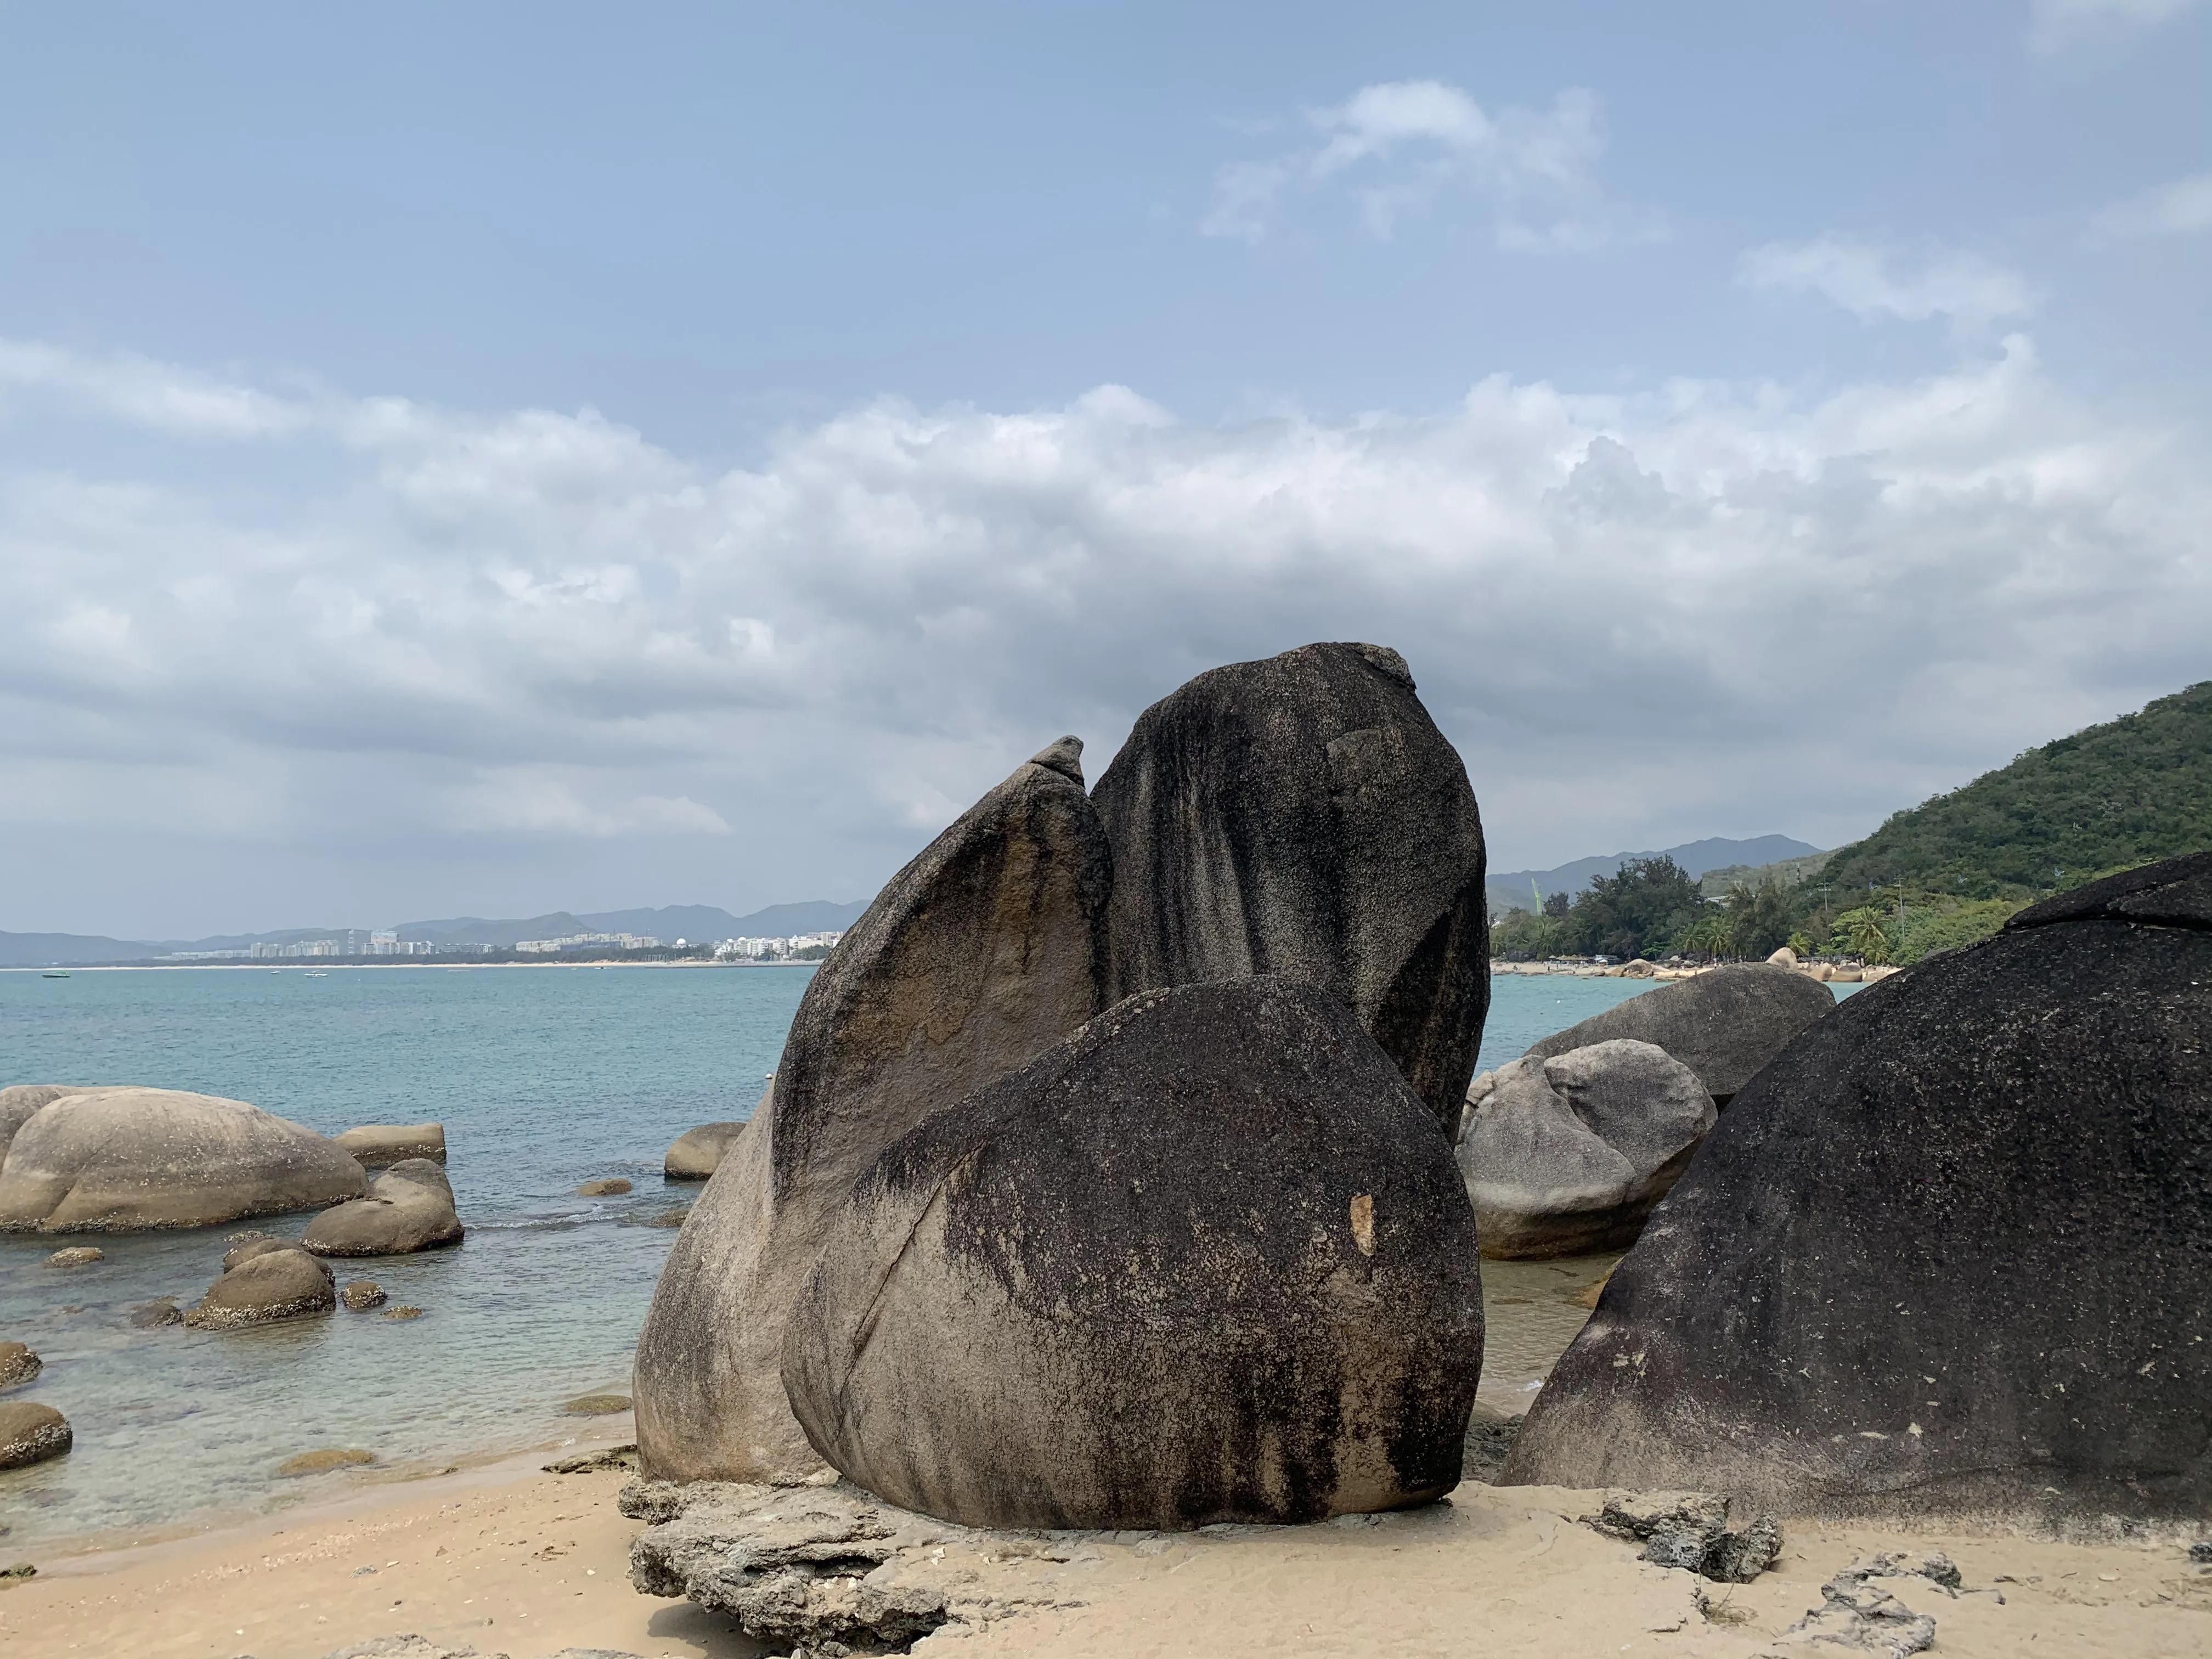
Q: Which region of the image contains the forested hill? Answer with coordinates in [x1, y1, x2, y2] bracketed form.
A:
[1815, 680, 2212, 900]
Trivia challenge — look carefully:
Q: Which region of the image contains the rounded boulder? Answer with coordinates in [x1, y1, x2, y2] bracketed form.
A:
[782, 977, 1485, 1531]
[1503, 853, 2212, 1525]
[0, 1088, 367, 1232]
[302, 1159, 464, 1257]
[663, 1121, 747, 1181]
[0, 1341, 40, 1391]
[186, 1244, 336, 1328]
[1457, 1040, 1717, 1258]
[334, 1122, 446, 1166]
[1522, 963, 1836, 1106]
[0, 1401, 71, 1469]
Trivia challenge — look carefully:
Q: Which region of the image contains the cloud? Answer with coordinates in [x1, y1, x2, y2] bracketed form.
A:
[2091, 171, 2212, 239]
[1203, 80, 1660, 250]
[1739, 235, 2036, 326]
[0, 333, 2204, 918]
[2027, 0, 2203, 52]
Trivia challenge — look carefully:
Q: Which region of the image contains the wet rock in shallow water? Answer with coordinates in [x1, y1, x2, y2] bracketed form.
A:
[1581, 1491, 1782, 1584]
[636, 738, 1113, 1488]
[340, 1279, 387, 1310]
[0, 1561, 35, 1581]
[381, 1305, 424, 1321]
[544, 1442, 639, 1474]
[0, 1087, 366, 1232]
[1457, 1040, 1715, 1259]
[222, 1234, 292, 1272]
[334, 1122, 447, 1166]
[663, 1121, 746, 1181]
[1521, 963, 1836, 1107]
[0, 1402, 72, 1469]
[628, 1479, 1085, 1654]
[187, 1245, 335, 1328]
[0, 1342, 39, 1390]
[1092, 642, 1490, 1130]
[1505, 852, 2212, 1525]
[303, 1159, 464, 1257]
[41, 1247, 102, 1268]
[127, 1300, 182, 1329]
[575, 1177, 631, 1197]
[562, 1392, 631, 1416]
[278, 1447, 376, 1476]
[783, 977, 1484, 1530]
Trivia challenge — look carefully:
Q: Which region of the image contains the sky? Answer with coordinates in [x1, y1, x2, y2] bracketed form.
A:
[2, 0, 2208, 939]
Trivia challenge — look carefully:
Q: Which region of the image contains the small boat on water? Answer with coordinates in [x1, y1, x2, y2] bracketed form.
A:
[42, 969, 70, 979]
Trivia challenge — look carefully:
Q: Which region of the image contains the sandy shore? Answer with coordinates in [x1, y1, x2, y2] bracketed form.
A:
[4, 1437, 2205, 1659]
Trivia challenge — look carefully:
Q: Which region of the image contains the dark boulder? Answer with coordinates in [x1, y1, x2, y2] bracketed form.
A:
[1457, 1039, 1716, 1258]
[1522, 964, 1835, 1105]
[1091, 643, 1489, 1131]
[635, 737, 1114, 1485]
[302, 1159, 464, 1257]
[663, 1121, 746, 1181]
[1503, 851, 2212, 1525]
[782, 977, 1485, 1530]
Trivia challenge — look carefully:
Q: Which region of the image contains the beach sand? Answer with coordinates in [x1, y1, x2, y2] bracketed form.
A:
[4, 1432, 2207, 1659]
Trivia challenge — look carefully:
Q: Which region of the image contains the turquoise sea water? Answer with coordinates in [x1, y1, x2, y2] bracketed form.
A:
[0, 966, 1840, 1546]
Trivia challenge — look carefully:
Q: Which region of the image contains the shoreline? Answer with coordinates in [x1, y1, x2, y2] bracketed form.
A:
[0, 960, 821, 973]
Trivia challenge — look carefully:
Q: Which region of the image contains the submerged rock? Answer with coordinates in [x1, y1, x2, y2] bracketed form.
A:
[576, 1177, 631, 1197]
[562, 1392, 631, 1416]
[0, 1342, 40, 1391]
[784, 977, 1484, 1530]
[0, 1088, 366, 1232]
[1092, 642, 1489, 1129]
[381, 1305, 425, 1321]
[544, 1443, 639, 1474]
[1505, 852, 2212, 1525]
[636, 738, 1113, 1486]
[303, 1159, 464, 1257]
[663, 1121, 746, 1181]
[187, 1245, 336, 1329]
[1522, 964, 1836, 1106]
[0, 1401, 71, 1470]
[340, 1279, 387, 1310]
[41, 1246, 102, 1268]
[127, 1300, 183, 1329]
[334, 1122, 447, 1166]
[1456, 1040, 1715, 1258]
[278, 1447, 375, 1476]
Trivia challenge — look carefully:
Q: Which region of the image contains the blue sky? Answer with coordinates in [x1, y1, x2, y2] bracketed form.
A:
[3, 1, 2208, 936]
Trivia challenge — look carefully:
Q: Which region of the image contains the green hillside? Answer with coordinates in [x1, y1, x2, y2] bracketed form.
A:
[1813, 680, 2212, 902]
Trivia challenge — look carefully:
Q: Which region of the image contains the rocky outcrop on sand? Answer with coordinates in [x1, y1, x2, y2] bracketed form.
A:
[334, 1122, 446, 1166]
[1092, 642, 1489, 1130]
[785, 978, 1485, 1529]
[0, 1341, 40, 1391]
[1772, 1551, 1964, 1656]
[1504, 851, 2212, 1525]
[0, 1401, 72, 1469]
[626, 1478, 1090, 1655]
[302, 1159, 464, 1257]
[635, 736, 1115, 1486]
[662, 1121, 746, 1180]
[1522, 963, 1835, 1105]
[1457, 1040, 1715, 1258]
[0, 1087, 366, 1232]
[186, 1243, 336, 1328]
[1578, 1491, 1782, 1583]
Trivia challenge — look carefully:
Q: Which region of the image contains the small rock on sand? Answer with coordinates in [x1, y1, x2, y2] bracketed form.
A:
[278, 1447, 376, 1476]
[0, 1402, 73, 1470]
[340, 1280, 388, 1310]
[544, 1443, 640, 1474]
[562, 1392, 632, 1416]
[42, 1247, 102, 1268]
[0, 1561, 35, 1581]
[0, 1342, 40, 1390]
[576, 1177, 632, 1197]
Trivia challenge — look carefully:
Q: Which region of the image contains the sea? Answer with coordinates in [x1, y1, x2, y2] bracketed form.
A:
[0, 966, 1851, 1547]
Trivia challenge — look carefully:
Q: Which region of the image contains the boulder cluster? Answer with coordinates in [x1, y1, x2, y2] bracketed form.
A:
[635, 642, 1492, 1530]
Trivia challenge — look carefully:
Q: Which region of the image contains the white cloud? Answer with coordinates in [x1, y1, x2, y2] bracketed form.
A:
[0, 333, 2204, 911]
[2091, 171, 2212, 239]
[1203, 80, 1660, 250]
[1739, 235, 2036, 327]
[2028, 0, 2203, 52]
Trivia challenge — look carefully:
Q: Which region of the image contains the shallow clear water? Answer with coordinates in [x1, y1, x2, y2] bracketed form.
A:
[0, 966, 1846, 1545]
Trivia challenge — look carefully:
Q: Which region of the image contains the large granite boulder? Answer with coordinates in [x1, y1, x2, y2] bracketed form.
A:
[187, 1244, 336, 1328]
[1091, 644, 1489, 1130]
[663, 1121, 747, 1181]
[0, 1084, 112, 1161]
[302, 1159, 465, 1256]
[1457, 1039, 1716, 1258]
[1522, 964, 1836, 1105]
[783, 977, 1485, 1530]
[0, 1088, 367, 1232]
[634, 738, 1114, 1485]
[0, 1400, 71, 1469]
[1503, 852, 2212, 1525]
[334, 1122, 445, 1166]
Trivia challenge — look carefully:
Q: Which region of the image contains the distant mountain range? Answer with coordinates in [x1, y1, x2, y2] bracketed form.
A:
[1487, 835, 1823, 917]
[0, 899, 870, 968]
